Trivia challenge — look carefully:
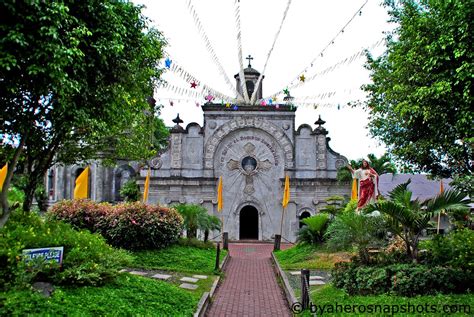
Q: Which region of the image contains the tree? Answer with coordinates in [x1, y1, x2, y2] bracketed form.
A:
[363, 0, 473, 178]
[364, 180, 470, 262]
[0, 1, 166, 226]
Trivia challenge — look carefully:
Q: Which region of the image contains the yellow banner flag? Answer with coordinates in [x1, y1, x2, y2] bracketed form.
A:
[143, 168, 150, 203]
[351, 179, 358, 200]
[282, 174, 290, 208]
[217, 176, 223, 212]
[74, 167, 89, 199]
[0, 163, 7, 192]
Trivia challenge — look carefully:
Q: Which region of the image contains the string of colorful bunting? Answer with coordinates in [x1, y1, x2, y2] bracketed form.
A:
[250, 0, 293, 105]
[159, 81, 236, 104]
[287, 38, 385, 90]
[166, 60, 236, 102]
[234, 0, 250, 103]
[267, 0, 369, 98]
[186, 0, 243, 100]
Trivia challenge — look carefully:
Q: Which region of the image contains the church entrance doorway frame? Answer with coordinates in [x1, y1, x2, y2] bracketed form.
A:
[239, 205, 259, 240]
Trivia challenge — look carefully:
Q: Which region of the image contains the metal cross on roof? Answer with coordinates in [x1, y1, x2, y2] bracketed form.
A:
[246, 54, 254, 68]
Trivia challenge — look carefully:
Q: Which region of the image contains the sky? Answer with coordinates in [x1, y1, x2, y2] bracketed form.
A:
[134, 0, 395, 161]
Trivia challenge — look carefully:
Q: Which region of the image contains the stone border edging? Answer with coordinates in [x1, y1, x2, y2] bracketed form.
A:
[194, 252, 230, 317]
[220, 251, 230, 271]
[271, 252, 298, 308]
[193, 291, 210, 317]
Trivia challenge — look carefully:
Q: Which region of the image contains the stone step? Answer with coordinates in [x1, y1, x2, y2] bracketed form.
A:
[309, 280, 326, 286]
[289, 271, 301, 276]
[180, 283, 198, 290]
[309, 275, 324, 280]
[129, 271, 148, 276]
[192, 275, 208, 280]
[152, 273, 172, 280]
[180, 277, 199, 283]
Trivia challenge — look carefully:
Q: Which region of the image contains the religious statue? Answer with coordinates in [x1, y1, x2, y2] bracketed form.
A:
[347, 160, 379, 209]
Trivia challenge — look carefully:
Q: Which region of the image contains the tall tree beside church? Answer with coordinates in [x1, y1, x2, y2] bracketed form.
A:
[0, 0, 166, 226]
[363, 0, 473, 178]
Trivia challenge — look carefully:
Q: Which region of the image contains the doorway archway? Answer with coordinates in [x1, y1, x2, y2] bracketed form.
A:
[239, 205, 259, 240]
[299, 211, 312, 228]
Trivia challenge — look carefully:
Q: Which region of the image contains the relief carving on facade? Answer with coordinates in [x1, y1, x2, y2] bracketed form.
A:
[204, 118, 294, 169]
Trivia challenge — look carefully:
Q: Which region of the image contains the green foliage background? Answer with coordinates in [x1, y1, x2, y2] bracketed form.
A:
[363, 0, 473, 178]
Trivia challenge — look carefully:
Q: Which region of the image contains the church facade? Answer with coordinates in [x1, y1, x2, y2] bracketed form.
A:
[47, 66, 350, 242]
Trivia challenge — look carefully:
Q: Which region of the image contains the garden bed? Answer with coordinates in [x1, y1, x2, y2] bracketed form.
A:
[273, 244, 474, 316]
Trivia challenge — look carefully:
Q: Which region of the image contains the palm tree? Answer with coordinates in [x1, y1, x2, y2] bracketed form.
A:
[337, 153, 397, 182]
[364, 180, 470, 262]
[202, 215, 221, 242]
[367, 153, 397, 175]
[174, 204, 208, 239]
[297, 213, 330, 245]
[174, 204, 221, 241]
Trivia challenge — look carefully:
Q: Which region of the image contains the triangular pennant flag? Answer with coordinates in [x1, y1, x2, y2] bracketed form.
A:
[74, 166, 89, 199]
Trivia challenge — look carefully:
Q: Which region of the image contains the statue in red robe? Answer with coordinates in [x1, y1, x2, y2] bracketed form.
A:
[347, 160, 379, 209]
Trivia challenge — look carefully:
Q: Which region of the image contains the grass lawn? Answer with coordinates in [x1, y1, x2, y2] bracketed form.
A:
[131, 243, 228, 274]
[275, 243, 352, 270]
[300, 285, 474, 316]
[0, 274, 197, 316]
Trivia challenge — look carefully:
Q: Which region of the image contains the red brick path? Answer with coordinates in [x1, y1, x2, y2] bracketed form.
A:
[207, 243, 291, 317]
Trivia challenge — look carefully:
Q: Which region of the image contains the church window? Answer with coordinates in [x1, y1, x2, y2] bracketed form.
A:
[246, 80, 254, 96]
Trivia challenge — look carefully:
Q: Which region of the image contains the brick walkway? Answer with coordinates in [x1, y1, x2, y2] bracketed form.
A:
[207, 243, 291, 317]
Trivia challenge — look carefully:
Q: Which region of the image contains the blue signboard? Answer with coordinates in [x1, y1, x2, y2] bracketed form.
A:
[22, 247, 64, 266]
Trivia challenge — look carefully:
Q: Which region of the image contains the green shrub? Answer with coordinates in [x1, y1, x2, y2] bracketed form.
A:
[0, 211, 132, 290]
[48, 200, 183, 250]
[332, 262, 473, 296]
[424, 228, 474, 270]
[297, 213, 329, 244]
[103, 202, 183, 250]
[354, 266, 391, 295]
[177, 237, 215, 249]
[7, 186, 25, 210]
[119, 179, 141, 202]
